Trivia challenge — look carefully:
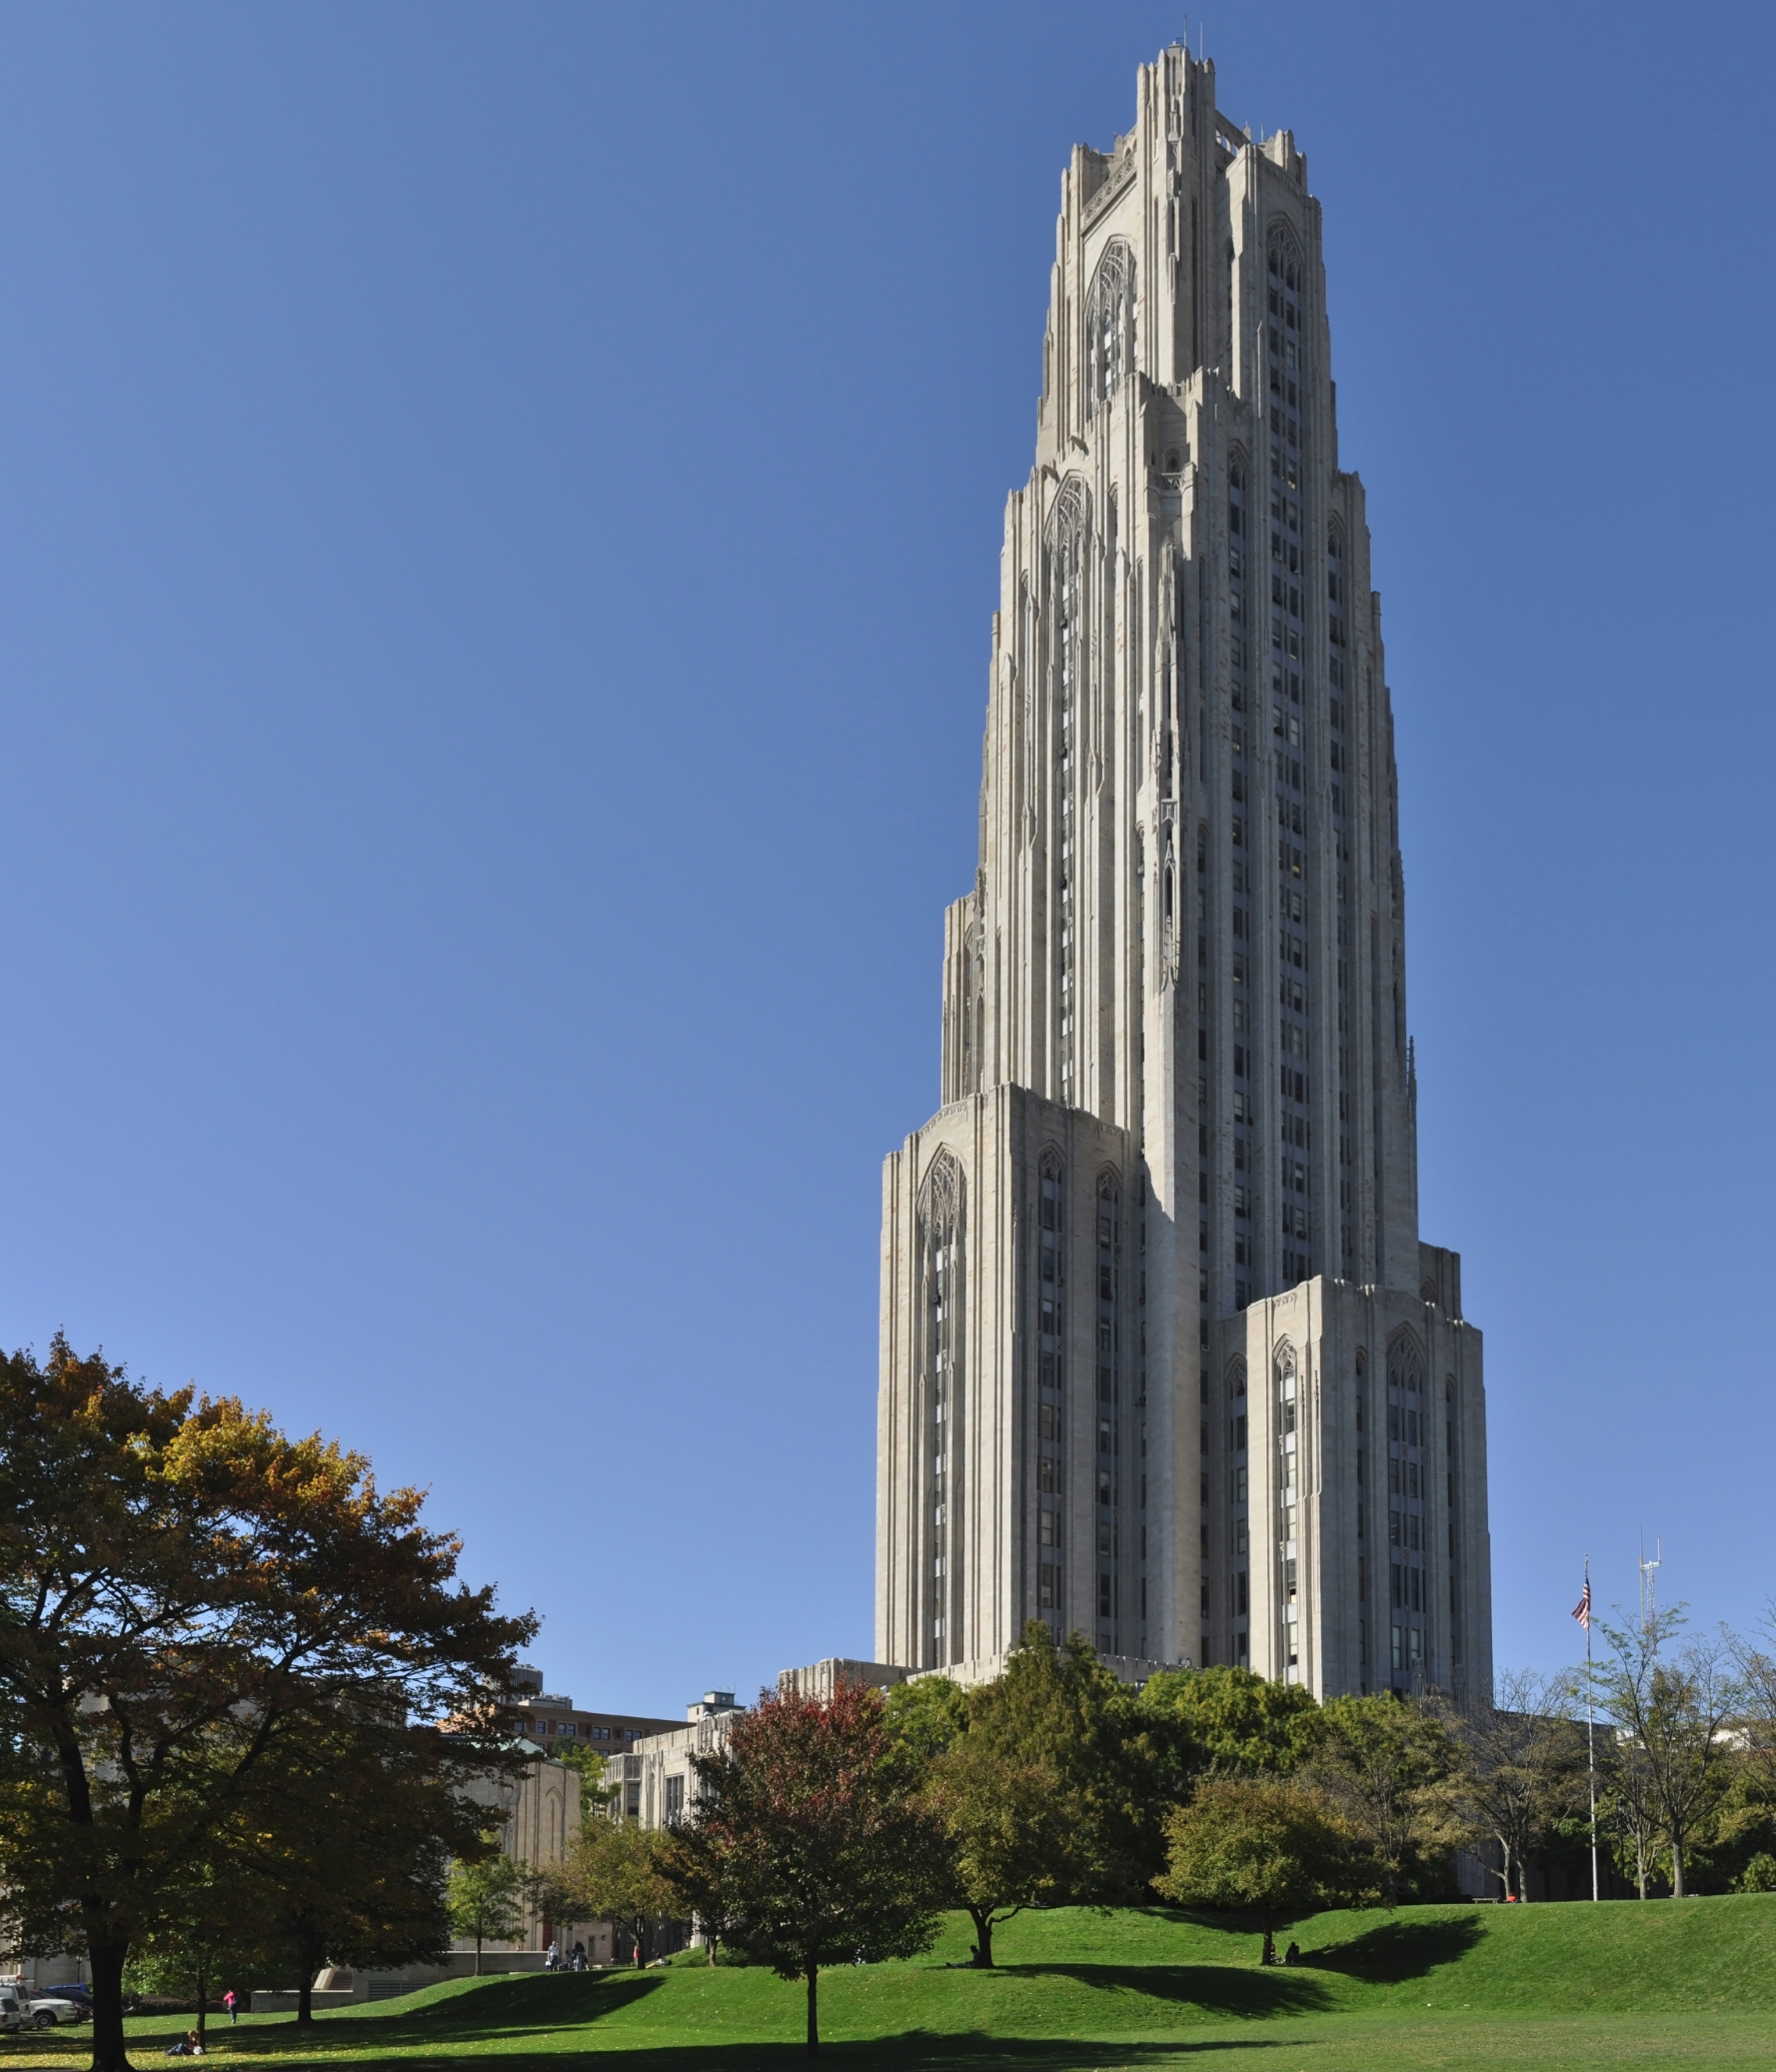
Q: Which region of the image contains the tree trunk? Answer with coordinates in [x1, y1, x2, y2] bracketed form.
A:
[195, 1962, 208, 2043]
[475, 1931, 484, 1977]
[967, 1906, 994, 1969]
[297, 1974, 314, 2026]
[87, 1933, 133, 2072]
[805, 1963, 819, 2054]
[1671, 1839, 1685, 1899]
[1261, 1924, 1277, 1966]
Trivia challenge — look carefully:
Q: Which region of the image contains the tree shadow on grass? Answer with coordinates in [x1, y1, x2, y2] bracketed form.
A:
[211, 1973, 668, 2055]
[986, 1964, 1333, 2019]
[1305, 1914, 1484, 1984]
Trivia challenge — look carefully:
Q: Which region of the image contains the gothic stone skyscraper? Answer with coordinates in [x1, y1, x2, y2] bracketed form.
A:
[876, 48, 1494, 1705]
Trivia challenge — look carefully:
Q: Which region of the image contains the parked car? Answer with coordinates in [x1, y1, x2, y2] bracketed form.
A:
[26, 1997, 87, 2027]
[0, 1992, 28, 2033]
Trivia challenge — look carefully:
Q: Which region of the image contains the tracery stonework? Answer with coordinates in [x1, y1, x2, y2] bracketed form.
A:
[876, 47, 1494, 1705]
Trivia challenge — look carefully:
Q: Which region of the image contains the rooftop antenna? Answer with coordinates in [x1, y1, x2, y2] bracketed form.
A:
[1638, 1528, 1662, 1640]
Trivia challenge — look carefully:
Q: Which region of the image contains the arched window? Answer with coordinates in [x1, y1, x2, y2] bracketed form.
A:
[1387, 1330, 1424, 1395]
[1084, 239, 1135, 407]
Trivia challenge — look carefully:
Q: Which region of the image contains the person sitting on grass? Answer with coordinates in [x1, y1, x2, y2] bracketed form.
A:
[164, 2030, 204, 2056]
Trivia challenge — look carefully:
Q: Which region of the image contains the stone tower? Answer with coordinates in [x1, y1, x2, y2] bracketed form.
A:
[876, 48, 1493, 1706]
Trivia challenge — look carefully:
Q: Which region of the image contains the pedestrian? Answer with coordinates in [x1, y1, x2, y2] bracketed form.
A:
[571, 1943, 586, 1973]
[544, 1940, 560, 1972]
[1284, 1941, 1301, 1967]
[222, 1991, 237, 2025]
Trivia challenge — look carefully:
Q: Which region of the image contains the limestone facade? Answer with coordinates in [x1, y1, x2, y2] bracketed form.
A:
[877, 46, 1493, 1706]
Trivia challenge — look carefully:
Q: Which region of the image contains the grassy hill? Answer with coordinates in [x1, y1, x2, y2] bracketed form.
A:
[16, 1899, 1776, 2070]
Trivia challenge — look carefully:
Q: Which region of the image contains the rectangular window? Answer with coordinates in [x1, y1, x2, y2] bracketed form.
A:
[666, 1775, 686, 1823]
[1038, 1457, 1059, 1493]
[1038, 1509, 1058, 1546]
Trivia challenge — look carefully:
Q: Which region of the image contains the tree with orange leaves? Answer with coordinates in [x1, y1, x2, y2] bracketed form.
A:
[0, 1335, 535, 2072]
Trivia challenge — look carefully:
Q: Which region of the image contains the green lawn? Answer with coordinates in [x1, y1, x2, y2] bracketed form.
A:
[15, 1898, 1776, 2071]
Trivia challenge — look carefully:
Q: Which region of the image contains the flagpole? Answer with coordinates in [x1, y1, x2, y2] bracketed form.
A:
[1584, 1556, 1598, 1902]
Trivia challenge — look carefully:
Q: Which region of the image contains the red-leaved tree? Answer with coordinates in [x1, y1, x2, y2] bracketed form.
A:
[664, 1679, 946, 2053]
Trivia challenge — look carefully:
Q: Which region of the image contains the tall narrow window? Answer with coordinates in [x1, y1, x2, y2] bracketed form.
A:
[1276, 1350, 1300, 1682]
[920, 1151, 964, 1666]
[1385, 1330, 1428, 1690]
[1094, 1169, 1122, 1656]
[1049, 483, 1087, 1099]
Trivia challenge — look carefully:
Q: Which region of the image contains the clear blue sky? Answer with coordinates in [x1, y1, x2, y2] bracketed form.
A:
[1, 1, 1769, 1712]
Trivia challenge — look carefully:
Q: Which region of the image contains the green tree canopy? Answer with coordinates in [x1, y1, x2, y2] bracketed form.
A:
[882, 1676, 968, 1767]
[923, 1624, 1160, 1963]
[540, 1817, 676, 1968]
[1306, 1694, 1465, 1905]
[1133, 1665, 1323, 1794]
[446, 1857, 526, 1975]
[1155, 1776, 1376, 1963]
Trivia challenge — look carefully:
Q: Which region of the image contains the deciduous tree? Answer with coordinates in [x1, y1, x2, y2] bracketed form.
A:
[540, 1818, 675, 1968]
[1592, 1608, 1740, 1898]
[446, 1857, 526, 1976]
[0, 1336, 534, 2072]
[882, 1676, 968, 1767]
[1155, 1776, 1375, 1964]
[238, 1720, 478, 2017]
[1434, 1671, 1588, 1901]
[1306, 1695, 1464, 1904]
[1134, 1664, 1322, 1795]
[664, 1680, 945, 2053]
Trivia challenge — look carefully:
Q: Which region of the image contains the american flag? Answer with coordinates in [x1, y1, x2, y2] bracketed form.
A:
[1571, 1575, 1592, 1631]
